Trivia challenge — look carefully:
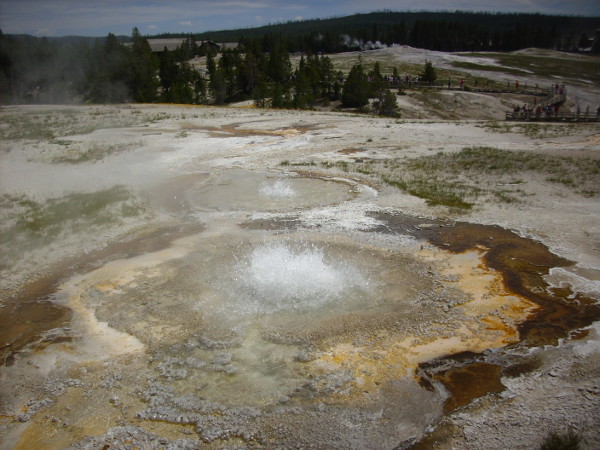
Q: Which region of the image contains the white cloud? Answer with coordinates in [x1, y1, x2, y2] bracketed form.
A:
[179, 20, 192, 26]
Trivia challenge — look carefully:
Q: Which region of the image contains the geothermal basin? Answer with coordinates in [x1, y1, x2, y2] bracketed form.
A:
[1, 105, 599, 449]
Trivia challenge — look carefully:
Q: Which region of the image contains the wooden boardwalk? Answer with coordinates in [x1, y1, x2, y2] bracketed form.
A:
[376, 80, 597, 122]
[504, 90, 600, 122]
[506, 111, 600, 122]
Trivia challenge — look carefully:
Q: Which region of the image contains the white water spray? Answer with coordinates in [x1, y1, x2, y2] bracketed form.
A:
[231, 242, 369, 316]
[259, 179, 295, 199]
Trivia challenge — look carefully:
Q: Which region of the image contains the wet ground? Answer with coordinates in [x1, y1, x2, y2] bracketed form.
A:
[0, 223, 205, 366]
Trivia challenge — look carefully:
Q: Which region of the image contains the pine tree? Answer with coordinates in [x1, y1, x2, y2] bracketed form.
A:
[421, 60, 437, 84]
[240, 52, 260, 96]
[342, 63, 370, 108]
[378, 89, 399, 117]
[267, 41, 291, 84]
[369, 61, 385, 98]
[159, 48, 177, 98]
[206, 52, 225, 104]
[129, 27, 159, 102]
[192, 71, 206, 103]
[218, 48, 240, 102]
[319, 55, 335, 99]
[293, 69, 314, 108]
[0, 31, 12, 101]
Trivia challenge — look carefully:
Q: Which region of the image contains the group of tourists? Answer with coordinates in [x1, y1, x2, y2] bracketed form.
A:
[513, 103, 560, 118]
[552, 83, 566, 96]
[508, 81, 600, 121]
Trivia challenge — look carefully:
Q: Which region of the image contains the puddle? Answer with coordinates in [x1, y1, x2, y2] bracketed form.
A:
[193, 169, 355, 212]
[146, 169, 357, 214]
[433, 362, 505, 412]
[0, 300, 71, 366]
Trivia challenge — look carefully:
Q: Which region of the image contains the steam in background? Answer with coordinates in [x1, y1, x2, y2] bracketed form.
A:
[340, 34, 386, 51]
[0, 33, 130, 104]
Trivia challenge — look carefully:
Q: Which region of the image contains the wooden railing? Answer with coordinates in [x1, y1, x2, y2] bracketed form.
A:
[504, 89, 577, 121]
[532, 92, 567, 109]
[366, 79, 594, 122]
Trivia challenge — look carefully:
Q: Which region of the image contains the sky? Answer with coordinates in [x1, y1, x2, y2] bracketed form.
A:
[1, 0, 599, 37]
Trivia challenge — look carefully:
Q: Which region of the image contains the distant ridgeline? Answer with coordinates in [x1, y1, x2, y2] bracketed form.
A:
[162, 11, 600, 53]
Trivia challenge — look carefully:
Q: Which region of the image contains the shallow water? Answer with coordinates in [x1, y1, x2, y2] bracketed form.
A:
[68, 228, 444, 408]
[190, 169, 356, 212]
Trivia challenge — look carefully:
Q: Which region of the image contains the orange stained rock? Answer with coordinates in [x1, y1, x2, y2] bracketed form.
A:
[311, 247, 536, 401]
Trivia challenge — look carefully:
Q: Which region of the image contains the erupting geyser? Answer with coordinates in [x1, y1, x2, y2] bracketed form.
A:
[259, 179, 295, 199]
[233, 242, 369, 316]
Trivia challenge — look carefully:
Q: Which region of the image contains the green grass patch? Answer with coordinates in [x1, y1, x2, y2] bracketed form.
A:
[383, 175, 474, 209]
[479, 121, 600, 139]
[451, 61, 529, 76]
[457, 52, 600, 85]
[0, 186, 145, 264]
[318, 146, 600, 210]
[0, 108, 172, 143]
[49, 141, 139, 164]
[404, 147, 600, 197]
[280, 160, 317, 167]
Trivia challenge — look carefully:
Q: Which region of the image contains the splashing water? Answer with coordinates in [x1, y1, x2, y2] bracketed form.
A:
[231, 242, 369, 316]
[259, 179, 295, 199]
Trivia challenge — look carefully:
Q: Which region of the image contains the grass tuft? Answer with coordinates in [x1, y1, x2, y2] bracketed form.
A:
[539, 430, 580, 450]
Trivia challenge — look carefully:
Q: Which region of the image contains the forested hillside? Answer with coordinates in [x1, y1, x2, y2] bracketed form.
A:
[159, 11, 600, 53]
